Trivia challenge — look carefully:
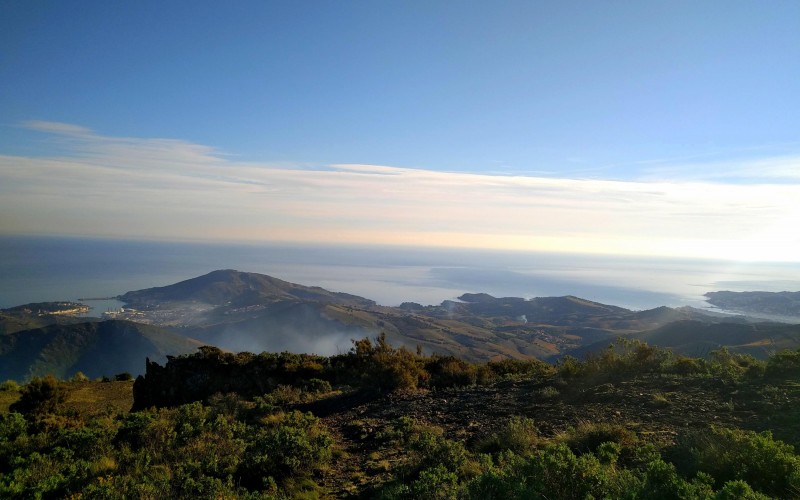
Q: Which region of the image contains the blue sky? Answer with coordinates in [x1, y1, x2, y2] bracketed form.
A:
[1, 1, 799, 260]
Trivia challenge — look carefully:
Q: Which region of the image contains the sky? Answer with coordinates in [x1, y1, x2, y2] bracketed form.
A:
[1, 1, 799, 262]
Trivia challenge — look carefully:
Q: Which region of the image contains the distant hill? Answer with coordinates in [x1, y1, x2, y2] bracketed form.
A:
[638, 320, 800, 358]
[569, 319, 800, 360]
[448, 294, 629, 324]
[119, 269, 375, 308]
[1, 302, 97, 335]
[705, 290, 800, 321]
[111, 271, 764, 362]
[0, 320, 203, 381]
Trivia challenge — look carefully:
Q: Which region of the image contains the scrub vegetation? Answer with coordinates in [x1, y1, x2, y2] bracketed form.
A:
[2, 336, 800, 498]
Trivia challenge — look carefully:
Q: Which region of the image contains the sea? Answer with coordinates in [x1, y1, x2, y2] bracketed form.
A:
[2, 235, 800, 317]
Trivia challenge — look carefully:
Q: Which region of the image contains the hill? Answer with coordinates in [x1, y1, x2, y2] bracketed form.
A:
[109, 271, 798, 362]
[0, 302, 96, 335]
[7, 270, 798, 380]
[118, 269, 376, 309]
[569, 319, 800, 361]
[705, 290, 800, 321]
[0, 320, 203, 381]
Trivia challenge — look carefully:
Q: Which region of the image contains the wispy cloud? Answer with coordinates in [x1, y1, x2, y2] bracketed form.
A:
[1, 121, 798, 262]
[633, 152, 800, 183]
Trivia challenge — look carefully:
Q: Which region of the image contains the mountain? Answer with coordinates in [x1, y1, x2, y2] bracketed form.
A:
[0, 320, 203, 381]
[119, 269, 375, 309]
[705, 291, 800, 322]
[114, 273, 751, 362]
[8, 270, 794, 381]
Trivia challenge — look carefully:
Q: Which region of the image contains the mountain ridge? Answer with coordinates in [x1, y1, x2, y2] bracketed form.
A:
[4, 269, 800, 382]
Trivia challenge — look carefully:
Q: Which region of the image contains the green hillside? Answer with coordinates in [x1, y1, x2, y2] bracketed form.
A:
[0, 320, 203, 381]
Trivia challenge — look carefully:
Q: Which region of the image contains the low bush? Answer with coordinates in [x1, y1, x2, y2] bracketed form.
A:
[670, 426, 800, 497]
[10, 375, 67, 417]
[476, 416, 541, 456]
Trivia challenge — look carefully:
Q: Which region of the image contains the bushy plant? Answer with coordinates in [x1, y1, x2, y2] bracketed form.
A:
[350, 334, 429, 392]
[303, 378, 332, 394]
[466, 443, 642, 499]
[427, 356, 481, 388]
[487, 358, 556, 380]
[765, 348, 800, 379]
[708, 348, 765, 381]
[476, 416, 541, 456]
[670, 426, 800, 497]
[10, 375, 67, 416]
[0, 380, 20, 392]
[239, 410, 332, 488]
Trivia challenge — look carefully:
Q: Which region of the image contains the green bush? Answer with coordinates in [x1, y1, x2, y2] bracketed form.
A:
[487, 358, 555, 380]
[671, 426, 800, 497]
[466, 443, 641, 499]
[709, 348, 765, 381]
[350, 334, 429, 392]
[765, 348, 800, 379]
[427, 356, 480, 388]
[0, 380, 20, 392]
[410, 428, 468, 475]
[10, 375, 67, 416]
[562, 421, 638, 456]
[239, 410, 332, 488]
[303, 378, 332, 394]
[476, 416, 541, 456]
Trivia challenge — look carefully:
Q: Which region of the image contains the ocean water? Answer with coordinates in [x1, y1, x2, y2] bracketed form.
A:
[2, 235, 800, 315]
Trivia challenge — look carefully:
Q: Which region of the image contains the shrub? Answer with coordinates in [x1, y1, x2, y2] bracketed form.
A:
[410, 464, 459, 499]
[671, 426, 800, 497]
[487, 358, 555, 380]
[715, 480, 771, 500]
[709, 348, 765, 381]
[766, 348, 800, 379]
[427, 356, 479, 388]
[666, 355, 708, 376]
[561, 421, 638, 456]
[476, 416, 541, 456]
[0, 380, 20, 392]
[239, 411, 332, 488]
[303, 378, 332, 394]
[469, 443, 641, 499]
[351, 334, 429, 392]
[410, 428, 468, 475]
[10, 375, 67, 416]
[114, 372, 134, 382]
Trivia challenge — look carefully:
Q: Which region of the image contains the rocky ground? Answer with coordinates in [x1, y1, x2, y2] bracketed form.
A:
[296, 374, 800, 497]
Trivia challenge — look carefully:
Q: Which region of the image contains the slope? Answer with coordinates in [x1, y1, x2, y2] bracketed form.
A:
[0, 320, 203, 381]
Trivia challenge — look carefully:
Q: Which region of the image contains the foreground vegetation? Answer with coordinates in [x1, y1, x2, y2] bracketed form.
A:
[2, 336, 800, 498]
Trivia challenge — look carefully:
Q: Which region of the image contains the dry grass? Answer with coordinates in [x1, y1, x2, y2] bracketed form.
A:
[64, 380, 134, 415]
[0, 380, 132, 416]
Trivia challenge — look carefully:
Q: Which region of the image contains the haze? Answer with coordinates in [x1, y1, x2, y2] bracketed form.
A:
[1, 2, 799, 262]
